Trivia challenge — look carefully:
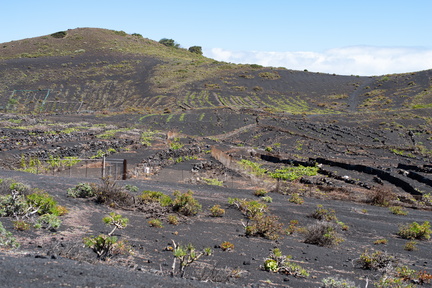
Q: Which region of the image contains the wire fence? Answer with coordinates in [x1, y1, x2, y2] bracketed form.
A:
[27, 157, 127, 180]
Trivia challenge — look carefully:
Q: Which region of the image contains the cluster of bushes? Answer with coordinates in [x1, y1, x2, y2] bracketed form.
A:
[68, 178, 202, 227]
[0, 178, 67, 234]
[355, 249, 432, 286]
[158, 38, 203, 55]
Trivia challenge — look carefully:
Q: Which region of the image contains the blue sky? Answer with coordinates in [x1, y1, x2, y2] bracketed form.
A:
[2, 0, 432, 75]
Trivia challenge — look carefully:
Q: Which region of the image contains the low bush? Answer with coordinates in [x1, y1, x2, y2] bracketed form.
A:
[34, 214, 61, 230]
[13, 220, 30, 231]
[139, 190, 172, 207]
[209, 204, 225, 217]
[262, 248, 309, 277]
[285, 220, 300, 235]
[0, 221, 20, 249]
[254, 189, 268, 197]
[83, 234, 130, 260]
[202, 178, 223, 186]
[228, 197, 267, 219]
[0, 178, 31, 196]
[288, 193, 304, 204]
[389, 206, 408, 216]
[404, 240, 418, 251]
[261, 196, 273, 203]
[244, 214, 283, 240]
[172, 241, 212, 278]
[26, 191, 58, 215]
[397, 221, 431, 240]
[310, 205, 337, 221]
[367, 186, 397, 207]
[167, 214, 179, 225]
[356, 250, 397, 271]
[0, 182, 65, 229]
[374, 238, 388, 245]
[172, 190, 202, 216]
[220, 241, 234, 251]
[94, 178, 134, 208]
[148, 218, 163, 228]
[83, 213, 131, 260]
[303, 221, 344, 247]
[67, 183, 95, 198]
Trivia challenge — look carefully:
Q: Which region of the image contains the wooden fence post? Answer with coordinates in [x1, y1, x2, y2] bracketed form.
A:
[123, 159, 127, 180]
[102, 156, 106, 178]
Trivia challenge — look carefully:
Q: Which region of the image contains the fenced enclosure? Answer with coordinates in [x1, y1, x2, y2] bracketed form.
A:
[21, 157, 127, 180]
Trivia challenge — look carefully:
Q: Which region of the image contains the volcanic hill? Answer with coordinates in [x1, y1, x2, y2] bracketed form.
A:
[0, 28, 431, 287]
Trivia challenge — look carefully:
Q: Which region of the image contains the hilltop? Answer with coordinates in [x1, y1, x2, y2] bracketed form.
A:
[0, 28, 431, 287]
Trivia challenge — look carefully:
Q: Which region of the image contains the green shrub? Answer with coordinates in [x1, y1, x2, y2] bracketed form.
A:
[51, 205, 68, 216]
[389, 206, 408, 216]
[310, 205, 337, 221]
[167, 214, 179, 225]
[254, 189, 268, 197]
[228, 197, 267, 219]
[202, 178, 223, 186]
[0, 185, 64, 219]
[288, 193, 304, 204]
[0, 178, 30, 196]
[270, 165, 318, 181]
[34, 214, 61, 230]
[50, 31, 67, 38]
[159, 38, 180, 48]
[356, 250, 397, 271]
[0, 221, 20, 249]
[172, 190, 201, 216]
[148, 218, 163, 228]
[139, 190, 172, 207]
[209, 204, 225, 217]
[83, 234, 119, 260]
[103, 212, 129, 236]
[261, 196, 273, 203]
[220, 241, 234, 251]
[285, 220, 300, 235]
[124, 184, 139, 193]
[172, 242, 212, 277]
[404, 240, 418, 251]
[0, 193, 32, 218]
[374, 276, 415, 288]
[26, 192, 58, 215]
[262, 248, 309, 277]
[397, 221, 431, 240]
[188, 46, 203, 55]
[83, 213, 131, 260]
[374, 238, 388, 245]
[13, 220, 31, 231]
[238, 159, 267, 176]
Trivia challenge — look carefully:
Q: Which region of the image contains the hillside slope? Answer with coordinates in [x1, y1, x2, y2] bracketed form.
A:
[1, 28, 431, 115]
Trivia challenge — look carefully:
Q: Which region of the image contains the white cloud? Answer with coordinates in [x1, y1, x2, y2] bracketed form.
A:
[205, 46, 432, 76]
